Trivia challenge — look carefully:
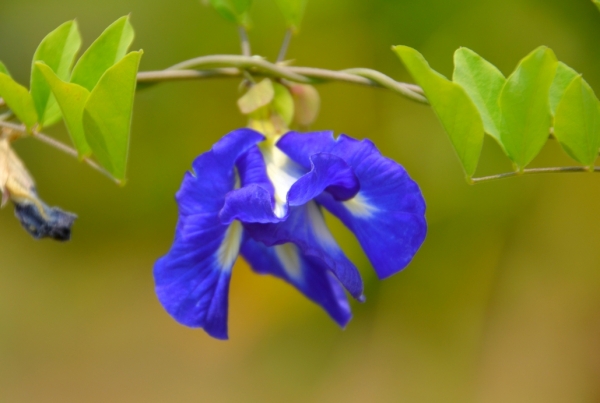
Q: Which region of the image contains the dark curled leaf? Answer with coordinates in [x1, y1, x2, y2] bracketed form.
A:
[14, 201, 77, 241]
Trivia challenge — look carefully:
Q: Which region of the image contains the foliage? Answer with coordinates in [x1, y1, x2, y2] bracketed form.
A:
[395, 45, 600, 177]
[208, 0, 253, 27]
[275, 0, 308, 33]
[0, 71, 38, 130]
[0, 16, 141, 182]
[394, 46, 484, 179]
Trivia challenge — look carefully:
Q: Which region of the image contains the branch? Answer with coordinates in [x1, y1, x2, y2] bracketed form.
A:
[342, 68, 425, 101]
[137, 67, 241, 82]
[136, 55, 428, 104]
[165, 55, 310, 82]
[471, 166, 600, 184]
[276, 29, 293, 63]
[238, 26, 251, 57]
[0, 120, 120, 185]
[0, 110, 14, 121]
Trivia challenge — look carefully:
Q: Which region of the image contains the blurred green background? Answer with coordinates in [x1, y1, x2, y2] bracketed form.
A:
[1, 0, 600, 402]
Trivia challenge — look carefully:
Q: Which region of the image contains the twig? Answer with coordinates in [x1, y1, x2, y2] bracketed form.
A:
[136, 55, 428, 104]
[238, 26, 251, 57]
[0, 110, 14, 121]
[136, 68, 241, 82]
[165, 55, 310, 83]
[343, 68, 426, 101]
[276, 29, 293, 63]
[0, 120, 120, 184]
[471, 166, 600, 184]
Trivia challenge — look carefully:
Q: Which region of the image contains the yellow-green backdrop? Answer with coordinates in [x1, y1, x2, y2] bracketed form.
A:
[1, 0, 600, 402]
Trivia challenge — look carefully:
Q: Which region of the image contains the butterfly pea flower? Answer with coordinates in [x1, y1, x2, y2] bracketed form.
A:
[154, 128, 426, 339]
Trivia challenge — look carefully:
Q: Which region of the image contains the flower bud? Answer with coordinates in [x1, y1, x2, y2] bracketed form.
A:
[289, 83, 320, 128]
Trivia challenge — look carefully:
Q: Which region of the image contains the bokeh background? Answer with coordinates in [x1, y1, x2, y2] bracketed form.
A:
[1, 0, 600, 402]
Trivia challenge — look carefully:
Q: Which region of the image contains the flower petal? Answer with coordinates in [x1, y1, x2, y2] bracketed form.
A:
[263, 143, 306, 218]
[220, 142, 300, 223]
[177, 128, 264, 216]
[277, 131, 378, 168]
[278, 131, 427, 279]
[287, 153, 359, 205]
[241, 236, 352, 327]
[220, 148, 359, 224]
[219, 145, 279, 224]
[154, 128, 263, 339]
[236, 145, 275, 192]
[244, 202, 364, 300]
[219, 184, 279, 224]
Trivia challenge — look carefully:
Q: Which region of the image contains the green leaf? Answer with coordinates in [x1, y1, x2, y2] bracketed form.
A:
[499, 46, 558, 170]
[554, 75, 600, 166]
[0, 73, 38, 129]
[82, 51, 143, 181]
[275, 0, 308, 33]
[393, 45, 484, 178]
[71, 16, 134, 92]
[35, 62, 91, 157]
[272, 82, 294, 126]
[0, 61, 10, 77]
[209, 0, 252, 26]
[452, 47, 505, 144]
[237, 79, 274, 115]
[549, 62, 578, 116]
[594, 0, 600, 13]
[30, 20, 82, 128]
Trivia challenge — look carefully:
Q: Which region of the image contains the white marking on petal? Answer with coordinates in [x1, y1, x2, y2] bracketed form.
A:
[275, 243, 303, 282]
[343, 192, 376, 218]
[306, 202, 336, 247]
[261, 143, 303, 218]
[217, 220, 243, 271]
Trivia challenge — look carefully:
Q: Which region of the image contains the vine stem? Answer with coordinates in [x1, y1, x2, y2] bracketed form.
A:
[471, 166, 600, 183]
[237, 26, 251, 57]
[276, 29, 293, 63]
[0, 120, 120, 185]
[165, 54, 310, 82]
[136, 54, 428, 104]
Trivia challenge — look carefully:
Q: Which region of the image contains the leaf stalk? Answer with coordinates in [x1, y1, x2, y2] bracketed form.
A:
[471, 166, 600, 183]
[0, 120, 120, 185]
[237, 26, 251, 57]
[276, 29, 293, 63]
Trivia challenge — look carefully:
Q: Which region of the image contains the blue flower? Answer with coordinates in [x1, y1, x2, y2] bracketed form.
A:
[154, 128, 427, 339]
